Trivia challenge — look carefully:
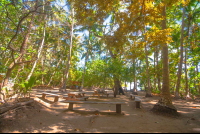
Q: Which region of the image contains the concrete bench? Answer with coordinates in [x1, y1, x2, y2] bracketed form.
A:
[63, 93, 89, 101]
[130, 94, 137, 100]
[135, 96, 141, 108]
[63, 100, 126, 114]
[130, 94, 141, 108]
[42, 92, 61, 102]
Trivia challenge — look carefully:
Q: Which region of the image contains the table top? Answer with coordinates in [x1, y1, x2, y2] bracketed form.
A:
[69, 92, 85, 94]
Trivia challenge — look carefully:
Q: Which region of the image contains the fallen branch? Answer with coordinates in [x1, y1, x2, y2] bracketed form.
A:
[0, 100, 34, 114]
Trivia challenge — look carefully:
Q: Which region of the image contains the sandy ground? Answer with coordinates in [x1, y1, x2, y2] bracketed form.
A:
[0, 88, 200, 133]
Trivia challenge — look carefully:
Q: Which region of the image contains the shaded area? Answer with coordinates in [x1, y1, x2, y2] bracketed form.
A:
[0, 88, 200, 133]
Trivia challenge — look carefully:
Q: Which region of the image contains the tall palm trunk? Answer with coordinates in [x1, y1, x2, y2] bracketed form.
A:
[47, 58, 62, 86]
[154, 51, 156, 90]
[175, 5, 185, 99]
[62, 4, 74, 91]
[80, 30, 90, 91]
[103, 49, 108, 90]
[143, 17, 152, 97]
[156, 46, 161, 91]
[41, 55, 44, 85]
[197, 65, 200, 94]
[152, 4, 177, 113]
[133, 59, 137, 94]
[185, 15, 191, 98]
[145, 42, 152, 97]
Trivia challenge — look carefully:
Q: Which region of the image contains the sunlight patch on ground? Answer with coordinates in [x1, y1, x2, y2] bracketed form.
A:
[192, 128, 200, 132]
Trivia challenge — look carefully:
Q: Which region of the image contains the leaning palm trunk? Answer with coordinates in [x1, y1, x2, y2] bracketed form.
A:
[62, 5, 74, 91]
[151, 4, 177, 114]
[26, 14, 47, 82]
[47, 57, 62, 86]
[175, 5, 185, 99]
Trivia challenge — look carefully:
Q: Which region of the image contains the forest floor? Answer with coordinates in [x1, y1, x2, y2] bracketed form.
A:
[0, 87, 200, 133]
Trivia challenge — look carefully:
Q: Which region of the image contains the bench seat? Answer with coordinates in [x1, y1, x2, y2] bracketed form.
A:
[63, 100, 127, 114]
[135, 96, 141, 108]
[130, 94, 137, 100]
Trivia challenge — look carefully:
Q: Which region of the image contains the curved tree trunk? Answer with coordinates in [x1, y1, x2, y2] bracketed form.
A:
[175, 5, 185, 99]
[62, 4, 74, 91]
[3, 3, 38, 88]
[26, 14, 47, 82]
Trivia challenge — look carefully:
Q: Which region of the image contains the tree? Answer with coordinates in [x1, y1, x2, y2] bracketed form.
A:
[152, 3, 177, 114]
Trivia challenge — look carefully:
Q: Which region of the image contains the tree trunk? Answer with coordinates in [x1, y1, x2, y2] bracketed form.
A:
[26, 14, 47, 82]
[47, 58, 62, 86]
[154, 51, 156, 90]
[80, 30, 90, 91]
[151, 4, 177, 114]
[143, 15, 152, 97]
[185, 15, 191, 98]
[145, 44, 152, 97]
[133, 59, 137, 95]
[41, 55, 44, 85]
[197, 65, 200, 94]
[103, 49, 108, 90]
[156, 46, 161, 91]
[175, 5, 185, 99]
[62, 4, 74, 91]
[3, 1, 38, 88]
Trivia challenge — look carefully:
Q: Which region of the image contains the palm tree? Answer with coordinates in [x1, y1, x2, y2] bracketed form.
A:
[152, 4, 177, 113]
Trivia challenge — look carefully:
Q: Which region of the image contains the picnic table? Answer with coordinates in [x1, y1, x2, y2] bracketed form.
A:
[63, 100, 127, 114]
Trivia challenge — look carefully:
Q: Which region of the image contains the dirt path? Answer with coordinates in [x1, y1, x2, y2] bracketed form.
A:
[0, 89, 200, 133]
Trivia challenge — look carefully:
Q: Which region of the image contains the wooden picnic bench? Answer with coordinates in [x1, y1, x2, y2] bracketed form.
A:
[63, 100, 126, 114]
[130, 94, 141, 108]
[42, 92, 61, 102]
[93, 90, 109, 98]
[63, 93, 89, 101]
